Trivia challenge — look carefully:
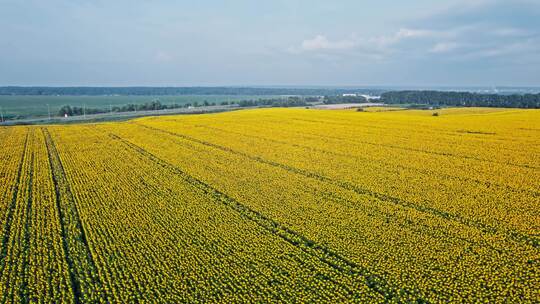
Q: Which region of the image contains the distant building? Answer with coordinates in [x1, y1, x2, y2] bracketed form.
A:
[342, 93, 357, 97]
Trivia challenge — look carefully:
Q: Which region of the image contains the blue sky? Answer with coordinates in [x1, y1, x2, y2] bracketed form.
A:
[1, 0, 539, 86]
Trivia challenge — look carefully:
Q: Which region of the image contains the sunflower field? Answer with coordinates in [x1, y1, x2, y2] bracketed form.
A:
[0, 107, 538, 303]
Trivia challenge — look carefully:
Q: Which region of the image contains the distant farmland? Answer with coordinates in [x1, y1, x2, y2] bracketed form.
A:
[0, 95, 279, 119]
[0, 108, 538, 302]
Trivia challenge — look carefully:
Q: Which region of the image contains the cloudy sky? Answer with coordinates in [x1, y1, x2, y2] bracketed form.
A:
[1, 0, 539, 86]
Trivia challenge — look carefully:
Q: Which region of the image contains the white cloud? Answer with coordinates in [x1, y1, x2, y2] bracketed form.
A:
[300, 35, 357, 51]
[293, 24, 539, 61]
[295, 28, 447, 56]
[396, 28, 437, 39]
[462, 39, 540, 59]
[291, 0, 540, 65]
[430, 42, 459, 53]
[492, 28, 530, 37]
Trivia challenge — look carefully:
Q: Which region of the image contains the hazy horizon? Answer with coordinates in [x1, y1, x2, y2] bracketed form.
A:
[2, 0, 539, 87]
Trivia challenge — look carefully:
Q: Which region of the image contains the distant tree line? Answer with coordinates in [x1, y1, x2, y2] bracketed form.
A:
[58, 100, 188, 116]
[380, 91, 540, 108]
[0, 86, 385, 97]
[323, 95, 367, 104]
[53, 91, 540, 117]
[237, 97, 308, 107]
[58, 105, 101, 116]
[57, 97, 311, 117]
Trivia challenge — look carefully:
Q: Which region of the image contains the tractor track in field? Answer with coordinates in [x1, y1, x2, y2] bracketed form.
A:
[289, 118, 538, 170]
[194, 124, 540, 198]
[20, 136, 35, 303]
[1, 129, 34, 304]
[43, 128, 108, 303]
[289, 117, 539, 152]
[109, 132, 428, 303]
[320, 190, 506, 256]
[0, 129, 29, 279]
[133, 123, 539, 250]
